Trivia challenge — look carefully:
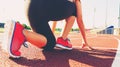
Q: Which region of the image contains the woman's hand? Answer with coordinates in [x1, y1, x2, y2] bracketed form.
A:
[81, 43, 94, 50]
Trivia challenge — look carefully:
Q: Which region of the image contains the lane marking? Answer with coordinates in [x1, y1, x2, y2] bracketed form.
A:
[72, 46, 117, 50]
[112, 37, 120, 67]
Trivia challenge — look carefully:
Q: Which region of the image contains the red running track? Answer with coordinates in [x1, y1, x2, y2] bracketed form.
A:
[0, 32, 120, 67]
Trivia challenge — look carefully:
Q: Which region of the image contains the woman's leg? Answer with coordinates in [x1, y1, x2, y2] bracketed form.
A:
[51, 21, 57, 33]
[28, 18, 56, 50]
[60, 16, 75, 39]
[56, 16, 75, 50]
[5, 21, 47, 58]
[23, 29, 47, 48]
[28, 0, 56, 50]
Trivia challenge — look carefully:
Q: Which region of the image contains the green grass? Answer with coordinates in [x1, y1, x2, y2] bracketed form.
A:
[0, 28, 4, 33]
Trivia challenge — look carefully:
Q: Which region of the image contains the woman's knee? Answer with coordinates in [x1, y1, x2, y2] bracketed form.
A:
[40, 35, 47, 47]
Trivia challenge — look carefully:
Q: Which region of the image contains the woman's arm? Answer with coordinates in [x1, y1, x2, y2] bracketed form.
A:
[74, 0, 93, 50]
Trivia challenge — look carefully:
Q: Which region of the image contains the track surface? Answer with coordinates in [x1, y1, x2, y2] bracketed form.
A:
[0, 32, 120, 67]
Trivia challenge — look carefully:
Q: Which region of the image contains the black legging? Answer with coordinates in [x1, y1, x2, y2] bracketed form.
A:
[28, 0, 76, 50]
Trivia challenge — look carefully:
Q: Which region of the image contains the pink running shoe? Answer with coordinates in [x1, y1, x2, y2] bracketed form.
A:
[5, 21, 26, 58]
[56, 37, 72, 50]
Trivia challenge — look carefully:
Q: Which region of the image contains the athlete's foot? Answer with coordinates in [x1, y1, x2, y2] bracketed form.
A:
[56, 37, 72, 50]
[5, 20, 26, 58]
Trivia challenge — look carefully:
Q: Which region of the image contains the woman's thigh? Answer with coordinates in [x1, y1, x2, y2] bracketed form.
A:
[28, 15, 56, 50]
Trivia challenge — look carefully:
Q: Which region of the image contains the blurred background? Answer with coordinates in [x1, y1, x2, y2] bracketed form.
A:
[0, 0, 120, 35]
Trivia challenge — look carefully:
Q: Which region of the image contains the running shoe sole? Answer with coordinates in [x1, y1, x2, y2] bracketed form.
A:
[56, 44, 72, 50]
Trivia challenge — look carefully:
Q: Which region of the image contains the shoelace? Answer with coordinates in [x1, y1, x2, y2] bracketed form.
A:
[65, 38, 71, 43]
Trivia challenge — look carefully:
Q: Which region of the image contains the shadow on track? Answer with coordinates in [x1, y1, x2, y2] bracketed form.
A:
[10, 48, 116, 67]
